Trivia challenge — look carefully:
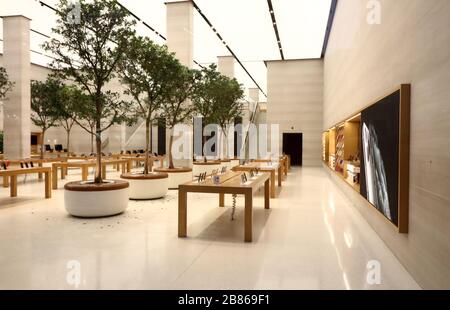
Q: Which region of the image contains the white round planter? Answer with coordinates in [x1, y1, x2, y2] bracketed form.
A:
[154, 168, 193, 189]
[64, 180, 129, 218]
[120, 172, 168, 200]
[193, 161, 221, 177]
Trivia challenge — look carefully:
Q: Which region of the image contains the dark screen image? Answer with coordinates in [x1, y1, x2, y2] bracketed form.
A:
[360, 91, 400, 226]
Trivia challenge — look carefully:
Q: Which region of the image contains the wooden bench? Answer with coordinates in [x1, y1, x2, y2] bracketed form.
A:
[51, 159, 129, 189]
[178, 171, 270, 242]
[0, 167, 52, 198]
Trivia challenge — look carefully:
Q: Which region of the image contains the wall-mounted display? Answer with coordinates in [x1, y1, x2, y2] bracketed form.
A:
[360, 90, 399, 226]
[322, 84, 410, 233]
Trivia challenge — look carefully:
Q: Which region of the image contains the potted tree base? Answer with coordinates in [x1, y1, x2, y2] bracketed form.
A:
[120, 172, 168, 200]
[193, 160, 221, 177]
[153, 167, 192, 190]
[64, 180, 129, 217]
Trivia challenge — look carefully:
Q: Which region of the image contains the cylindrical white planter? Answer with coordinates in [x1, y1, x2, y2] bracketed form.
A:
[120, 172, 168, 200]
[64, 180, 129, 217]
[193, 161, 221, 177]
[154, 168, 193, 189]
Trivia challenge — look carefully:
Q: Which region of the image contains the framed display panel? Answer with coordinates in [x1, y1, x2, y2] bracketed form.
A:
[323, 84, 410, 233]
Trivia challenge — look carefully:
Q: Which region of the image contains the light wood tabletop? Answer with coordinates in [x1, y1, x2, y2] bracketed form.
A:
[232, 162, 282, 198]
[178, 171, 270, 242]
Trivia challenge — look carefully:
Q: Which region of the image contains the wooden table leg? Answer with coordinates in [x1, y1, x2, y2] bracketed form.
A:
[278, 166, 282, 186]
[122, 163, 126, 173]
[3, 175, 9, 188]
[178, 189, 187, 238]
[52, 166, 58, 190]
[265, 179, 270, 209]
[219, 193, 225, 207]
[116, 164, 120, 172]
[61, 165, 66, 179]
[38, 163, 43, 180]
[10, 176, 17, 197]
[270, 171, 275, 198]
[127, 160, 131, 172]
[82, 167, 88, 181]
[45, 171, 52, 199]
[244, 192, 253, 242]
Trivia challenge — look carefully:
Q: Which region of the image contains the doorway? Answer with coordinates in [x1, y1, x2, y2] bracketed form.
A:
[282, 133, 303, 166]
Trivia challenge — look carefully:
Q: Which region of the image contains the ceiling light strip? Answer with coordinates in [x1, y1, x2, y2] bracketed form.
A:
[321, 0, 338, 58]
[267, 0, 284, 60]
[191, 0, 267, 98]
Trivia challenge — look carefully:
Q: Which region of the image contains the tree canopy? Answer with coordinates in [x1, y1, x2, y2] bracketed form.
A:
[43, 0, 135, 182]
[31, 78, 64, 158]
[118, 35, 186, 173]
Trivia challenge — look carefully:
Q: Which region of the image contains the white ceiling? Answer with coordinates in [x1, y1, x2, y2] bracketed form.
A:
[0, 0, 332, 100]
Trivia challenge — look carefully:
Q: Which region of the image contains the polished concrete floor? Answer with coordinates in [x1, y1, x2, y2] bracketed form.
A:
[0, 166, 420, 289]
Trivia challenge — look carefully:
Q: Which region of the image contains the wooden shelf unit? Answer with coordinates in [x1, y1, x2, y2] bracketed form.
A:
[322, 84, 410, 234]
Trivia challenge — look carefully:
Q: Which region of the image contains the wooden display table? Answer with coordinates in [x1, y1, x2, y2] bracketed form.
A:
[232, 162, 282, 198]
[51, 159, 129, 189]
[178, 171, 270, 242]
[254, 157, 288, 178]
[0, 167, 52, 198]
[3, 158, 67, 187]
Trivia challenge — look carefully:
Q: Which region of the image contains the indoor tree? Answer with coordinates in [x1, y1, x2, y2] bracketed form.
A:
[0, 67, 14, 101]
[161, 65, 201, 169]
[43, 0, 135, 183]
[0, 67, 13, 155]
[118, 36, 180, 174]
[192, 64, 223, 161]
[55, 85, 83, 155]
[31, 78, 63, 159]
[215, 76, 244, 160]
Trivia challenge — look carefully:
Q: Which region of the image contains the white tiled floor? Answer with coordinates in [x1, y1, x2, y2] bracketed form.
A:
[0, 166, 420, 289]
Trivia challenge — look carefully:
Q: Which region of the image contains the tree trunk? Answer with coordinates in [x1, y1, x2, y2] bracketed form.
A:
[94, 130, 102, 183]
[40, 129, 46, 159]
[222, 130, 228, 160]
[66, 129, 71, 156]
[149, 124, 153, 154]
[143, 119, 150, 174]
[202, 135, 207, 162]
[168, 131, 174, 169]
[90, 132, 94, 154]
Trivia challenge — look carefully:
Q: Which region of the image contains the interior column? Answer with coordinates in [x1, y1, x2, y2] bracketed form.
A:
[218, 56, 236, 159]
[2, 15, 31, 160]
[165, 1, 194, 167]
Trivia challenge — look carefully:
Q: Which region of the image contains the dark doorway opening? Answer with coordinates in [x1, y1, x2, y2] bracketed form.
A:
[157, 118, 166, 156]
[282, 133, 303, 166]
